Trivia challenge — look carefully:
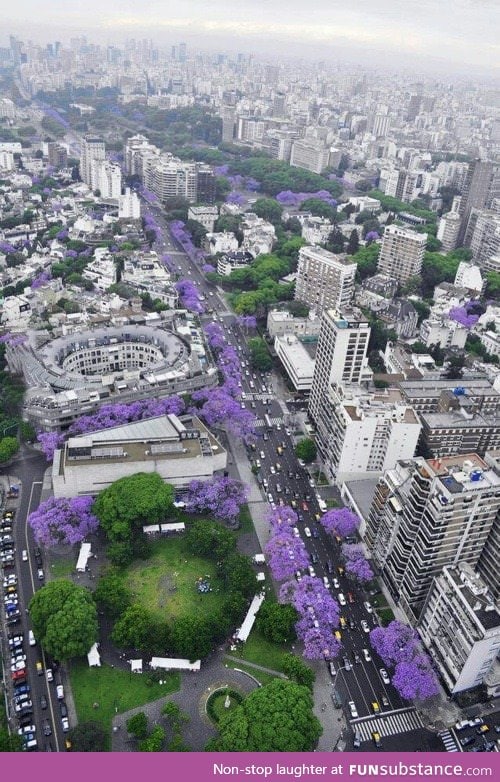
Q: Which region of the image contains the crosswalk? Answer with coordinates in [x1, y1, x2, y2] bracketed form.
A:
[351, 708, 424, 741]
[439, 730, 460, 752]
[255, 416, 284, 427]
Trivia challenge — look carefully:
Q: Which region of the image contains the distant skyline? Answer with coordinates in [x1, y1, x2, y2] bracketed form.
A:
[2, 1, 499, 77]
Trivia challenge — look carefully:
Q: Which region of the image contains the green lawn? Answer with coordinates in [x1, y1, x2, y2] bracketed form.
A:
[225, 660, 279, 687]
[124, 537, 227, 622]
[237, 504, 254, 534]
[69, 661, 179, 746]
[50, 559, 74, 579]
[230, 627, 292, 673]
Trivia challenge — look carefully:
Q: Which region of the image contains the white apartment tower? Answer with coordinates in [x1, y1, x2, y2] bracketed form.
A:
[419, 563, 500, 695]
[308, 308, 371, 473]
[118, 188, 141, 219]
[80, 136, 105, 190]
[377, 224, 427, 284]
[366, 454, 500, 623]
[295, 246, 356, 314]
[93, 161, 122, 199]
[321, 385, 421, 484]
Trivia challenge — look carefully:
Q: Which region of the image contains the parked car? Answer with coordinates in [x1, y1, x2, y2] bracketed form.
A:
[349, 701, 358, 718]
[61, 717, 69, 732]
[56, 684, 64, 700]
[380, 668, 390, 684]
[361, 619, 370, 633]
[363, 648, 372, 662]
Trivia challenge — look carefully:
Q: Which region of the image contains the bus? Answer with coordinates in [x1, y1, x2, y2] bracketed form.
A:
[264, 413, 273, 430]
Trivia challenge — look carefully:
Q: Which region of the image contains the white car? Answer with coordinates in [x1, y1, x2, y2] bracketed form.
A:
[308, 566, 316, 578]
[28, 630, 36, 646]
[362, 648, 372, 662]
[323, 576, 330, 589]
[61, 717, 69, 732]
[293, 527, 300, 538]
[18, 725, 36, 735]
[260, 451, 265, 459]
[338, 593, 346, 606]
[333, 578, 340, 590]
[304, 527, 311, 538]
[380, 668, 390, 684]
[46, 669, 54, 682]
[267, 493, 274, 504]
[349, 701, 359, 718]
[270, 465, 276, 474]
[22, 550, 28, 562]
[361, 619, 370, 633]
[364, 601, 373, 614]
[56, 684, 64, 700]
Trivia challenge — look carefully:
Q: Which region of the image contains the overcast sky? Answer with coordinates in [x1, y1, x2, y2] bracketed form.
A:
[3, 1, 499, 76]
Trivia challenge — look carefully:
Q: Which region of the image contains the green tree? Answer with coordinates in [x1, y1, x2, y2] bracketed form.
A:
[29, 580, 98, 661]
[300, 198, 337, 221]
[485, 271, 500, 299]
[93, 473, 174, 543]
[184, 219, 208, 248]
[445, 355, 465, 379]
[0, 436, 19, 462]
[0, 727, 23, 751]
[208, 679, 322, 751]
[247, 336, 273, 371]
[126, 711, 148, 740]
[93, 571, 131, 618]
[139, 724, 165, 752]
[67, 721, 107, 751]
[256, 602, 298, 644]
[295, 438, 317, 464]
[170, 615, 214, 660]
[281, 653, 316, 690]
[185, 520, 236, 560]
[251, 198, 283, 225]
[111, 605, 163, 653]
[346, 229, 360, 255]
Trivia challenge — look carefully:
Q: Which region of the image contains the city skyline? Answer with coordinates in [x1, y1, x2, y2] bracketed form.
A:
[2, 0, 499, 77]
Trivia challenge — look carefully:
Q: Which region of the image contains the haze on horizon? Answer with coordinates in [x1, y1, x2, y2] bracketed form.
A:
[2, 0, 499, 78]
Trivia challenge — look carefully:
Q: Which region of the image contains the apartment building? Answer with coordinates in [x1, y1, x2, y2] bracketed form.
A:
[295, 246, 356, 314]
[366, 454, 500, 622]
[377, 224, 427, 284]
[419, 563, 500, 694]
[80, 135, 105, 190]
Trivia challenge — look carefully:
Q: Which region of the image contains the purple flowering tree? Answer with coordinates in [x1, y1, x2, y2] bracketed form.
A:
[32, 270, 52, 289]
[265, 533, 310, 581]
[370, 621, 439, 701]
[448, 302, 479, 329]
[37, 431, 65, 461]
[175, 279, 205, 313]
[341, 543, 374, 583]
[321, 507, 360, 540]
[236, 315, 257, 332]
[365, 231, 380, 244]
[184, 475, 249, 523]
[28, 496, 99, 546]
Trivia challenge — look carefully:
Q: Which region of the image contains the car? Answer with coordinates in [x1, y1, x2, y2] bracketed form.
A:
[14, 699, 32, 713]
[495, 725, 500, 734]
[255, 459, 261, 469]
[297, 512, 304, 522]
[46, 668, 54, 682]
[28, 630, 36, 646]
[308, 566, 316, 578]
[295, 570, 302, 582]
[343, 656, 352, 671]
[338, 565, 345, 576]
[267, 493, 274, 504]
[33, 547, 42, 565]
[302, 501, 309, 511]
[36, 661, 44, 675]
[40, 695, 47, 710]
[380, 668, 390, 684]
[22, 550, 28, 561]
[60, 702, 68, 718]
[332, 577, 340, 589]
[349, 617, 356, 629]
[338, 593, 346, 606]
[468, 717, 483, 727]
[347, 592, 355, 604]
[329, 662, 336, 676]
[372, 732, 382, 749]
[353, 651, 361, 665]
[3, 575, 17, 585]
[270, 465, 276, 475]
[460, 736, 476, 747]
[12, 669, 27, 681]
[11, 659, 27, 671]
[43, 720, 52, 737]
[349, 701, 358, 718]
[18, 724, 36, 736]
[275, 483, 282, 493]
[304, 526, 311, 537]
[380, 693, 390, 708]
[308, 478, 315, 488]
[477, 724, 490, 734]
[353, 731, 362, 749]
[18, 713, 35, 728]
[22, 735, 38, 752]
[371, 701, 380, 713]
[361, 619, 370, 633]
[323, 576, 330, 588]
[364, 601, 373, 614]
[56, 684, 64, 700]
[14, 684, 30, 696]
[4, 593, 18, 603]
[311, 552, 318, 564]
[334, 630, 342, 641]
[260, 451, 265, 459]
[339, 616, 347, 628]
[290, 500, 297, 509]
[61, 717, 69, 732]
[312, 527, 319, 538]
[363, 648, 372, 662]
[483, 741, 496, 751]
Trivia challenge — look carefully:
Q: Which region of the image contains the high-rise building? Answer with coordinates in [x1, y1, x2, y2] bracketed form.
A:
[80, 136, 105, 190]
[290, 140, 330, 174]
[93, 161, 122, 199]
[458, 160, 496, 246]
[419, 563, 500, 695]
[47, 142, 67, 169]
[366, 454, 500, 622]
[295, 246, 356, 314]
[406, 94, 423, 122]
[314, 384, 420, 484]
[309, 308, 372, 471]
[477, 451, 500, 601]
[220, 105, 236, 143]
[118, 188, 141, 219]
[437, 211, 461, 252]
[377, 224, 427, 284]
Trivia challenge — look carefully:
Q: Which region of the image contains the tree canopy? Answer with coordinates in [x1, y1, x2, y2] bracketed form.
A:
[29, 580, 98, 661]
[93, 473, 174, 543]
[207, 679, 322, 751]
[295, 438, 317, 464]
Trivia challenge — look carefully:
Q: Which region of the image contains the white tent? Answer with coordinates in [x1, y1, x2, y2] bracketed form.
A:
[130, 659, 143, 673]
[252, 554, 265, 564]
[256, 572, 266, 582]
[76, 542, 92, 572]
[235, 592, 266, 642]
[87, 643, 101, 667]
[149, 657, 201, 672]
[143, 524, 160, 535]
[159, 522, 185, 533]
